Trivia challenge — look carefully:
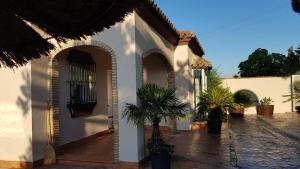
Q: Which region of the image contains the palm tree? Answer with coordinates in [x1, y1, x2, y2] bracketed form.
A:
[123, 84, 187, 154]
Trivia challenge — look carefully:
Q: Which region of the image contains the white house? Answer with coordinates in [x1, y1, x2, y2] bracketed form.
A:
[0, 1, 211, 168]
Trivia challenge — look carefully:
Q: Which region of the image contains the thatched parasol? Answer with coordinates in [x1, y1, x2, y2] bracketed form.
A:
[0, 0, 139, 68]
[292, 0, 300, 13]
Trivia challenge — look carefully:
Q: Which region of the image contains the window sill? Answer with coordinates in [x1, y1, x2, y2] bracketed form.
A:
[67, 102, 97, 118]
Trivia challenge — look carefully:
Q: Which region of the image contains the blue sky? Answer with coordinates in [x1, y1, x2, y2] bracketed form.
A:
[154, 0, 300, 77]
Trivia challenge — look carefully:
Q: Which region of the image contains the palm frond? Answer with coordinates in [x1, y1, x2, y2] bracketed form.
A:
[123, 84, 187, 126]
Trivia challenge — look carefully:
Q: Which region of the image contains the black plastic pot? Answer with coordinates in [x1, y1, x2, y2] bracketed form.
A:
[207, 120, 222, 134]
[296, 106, 300, 113]
[207, 107, 223, 134]
[151, 151, 171, 169]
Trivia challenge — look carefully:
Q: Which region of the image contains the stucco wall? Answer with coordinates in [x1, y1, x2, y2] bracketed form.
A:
[174, 45, 195, 112]
[31, 57, 49, 161]
[223, 77, 292, 114]
[135, 13, 175, 67]
[143, 54, 169, 88]
[93, 13, 144, 162]
[0, 64, 33, 162]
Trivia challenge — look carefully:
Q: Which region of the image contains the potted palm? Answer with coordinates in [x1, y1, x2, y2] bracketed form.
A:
[229, 91, 252, 117]
[123, 84, 187, 169]
[198, 87, 234, 134]
[257, 97, 274, 116]
[284, 80, 300, 113]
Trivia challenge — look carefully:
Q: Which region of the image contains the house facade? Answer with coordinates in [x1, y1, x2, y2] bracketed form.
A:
[0, 1, 211, 168]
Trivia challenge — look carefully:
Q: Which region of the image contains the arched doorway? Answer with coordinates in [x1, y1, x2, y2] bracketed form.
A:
[48, 42, 118, 163]
[142, 52, 174, 89]
[234, 89, 259, 105]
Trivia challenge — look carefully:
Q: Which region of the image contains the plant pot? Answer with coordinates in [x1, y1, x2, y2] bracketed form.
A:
[176, 120, 191, 131]
[229, 107, 244, 117]
[257, 105, 274, 116]
[151, 151, 171, 169]
[295, 106, 300, 113]
[207, 107, 223, 134]
[191, 121, 207, 131]
[207, 120, 222, 134]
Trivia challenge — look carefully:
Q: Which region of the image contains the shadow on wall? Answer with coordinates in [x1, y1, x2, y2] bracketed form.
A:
[16, 71, 31, 116]
[174, 59, 193, 112]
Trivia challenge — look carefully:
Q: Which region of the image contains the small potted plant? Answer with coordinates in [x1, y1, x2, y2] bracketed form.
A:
[229, 91, 252, 117]
[123, 84, 187, 169]
[198, 87, 234, 134]
[257, 97, 274, 116]
[229, 103, 244, 117]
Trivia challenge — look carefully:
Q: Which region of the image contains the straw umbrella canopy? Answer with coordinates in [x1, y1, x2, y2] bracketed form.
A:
[292, 0, 300, 13]
[0, 0, 139, 68]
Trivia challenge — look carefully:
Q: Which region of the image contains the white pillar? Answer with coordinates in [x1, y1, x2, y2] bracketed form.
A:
[117, 51, 144, 163]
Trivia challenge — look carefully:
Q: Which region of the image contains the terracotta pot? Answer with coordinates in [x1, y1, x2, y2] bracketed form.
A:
[257, 105, 274, 116]
[229, 107, 244, 117]
[191, 122, 207, 131]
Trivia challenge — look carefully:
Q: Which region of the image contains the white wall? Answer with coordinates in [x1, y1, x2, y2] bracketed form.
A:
[135, 13, 175, 67]
[31, 57, 49, 161]
[174, 45, 195, 112]
[143, 54, 169, 88]
[223, 77, 292, 114]
[93, 13, 144, 162]
[0, 64, 33, 162]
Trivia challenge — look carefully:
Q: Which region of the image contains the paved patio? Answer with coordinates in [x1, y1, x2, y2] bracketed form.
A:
[230, 113, 300, 169]
[36, 113, 300, 169]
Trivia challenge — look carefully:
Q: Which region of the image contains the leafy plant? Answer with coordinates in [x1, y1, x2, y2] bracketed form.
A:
[259, 97, 273, 105]
[123, 84, 187, 155]
[233, 91, 252, 107]
[179, 112, 194, 122]
[206, 69, 222, 91]
[232, 103, 244, 109]
[293, 81, 300, 102]
[197, 87, 234, 121]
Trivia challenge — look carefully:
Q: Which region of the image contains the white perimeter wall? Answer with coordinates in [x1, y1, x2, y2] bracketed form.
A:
[0, 64, 33, 162]
[223, 77, 292, 114]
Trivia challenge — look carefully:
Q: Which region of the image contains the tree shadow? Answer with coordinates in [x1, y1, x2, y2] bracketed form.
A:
[16, 70, 31, 116]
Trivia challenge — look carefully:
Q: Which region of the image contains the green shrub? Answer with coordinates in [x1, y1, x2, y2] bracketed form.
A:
[233, 91, 252, 107]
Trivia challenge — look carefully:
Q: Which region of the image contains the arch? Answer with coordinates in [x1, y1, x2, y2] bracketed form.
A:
[233, 89, 259, 106]
[48, 40, 119, 161]
[142, 49, 175, 89]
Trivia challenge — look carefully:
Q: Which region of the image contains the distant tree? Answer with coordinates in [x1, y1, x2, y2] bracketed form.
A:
[238, 48, 273, 77]
[285, 47, 300, 75]
[270, 53, 287, 76]
[238, 47, 300, 77]
[233, 74, 239, 78]
[292, 0, 300, 13]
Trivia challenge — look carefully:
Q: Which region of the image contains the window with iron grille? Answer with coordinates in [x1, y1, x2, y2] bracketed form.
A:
[67, 50, 97, 117]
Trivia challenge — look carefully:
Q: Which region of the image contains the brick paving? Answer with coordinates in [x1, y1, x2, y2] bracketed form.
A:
[143, 124, 230, 169]
[229, 113, 300, 169]
[36, 113, 300, 169]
